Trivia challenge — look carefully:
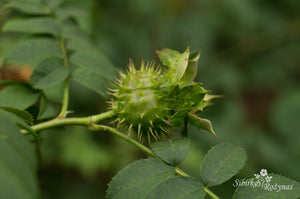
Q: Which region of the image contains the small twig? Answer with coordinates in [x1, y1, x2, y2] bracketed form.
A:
[21, 111, 116, 134]
[204, 186, 220, 199]
[57, 20, 69, 118]
[89, 124, 156, 157]
[57, 79, 69, 118]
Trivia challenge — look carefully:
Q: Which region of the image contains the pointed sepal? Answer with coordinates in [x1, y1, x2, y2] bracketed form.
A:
[187, 113, 216, 137]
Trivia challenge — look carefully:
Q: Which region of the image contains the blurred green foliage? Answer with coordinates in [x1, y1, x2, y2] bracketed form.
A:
[0, 0, 299, 198]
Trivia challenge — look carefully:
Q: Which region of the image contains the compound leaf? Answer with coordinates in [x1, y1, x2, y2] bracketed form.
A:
[201, 143, 247, 187]
[151, 138, 191, 166]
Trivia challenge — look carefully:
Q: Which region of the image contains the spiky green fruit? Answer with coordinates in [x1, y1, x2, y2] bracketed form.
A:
[110, 61, 172, 142]
[110, 46, 219, 143]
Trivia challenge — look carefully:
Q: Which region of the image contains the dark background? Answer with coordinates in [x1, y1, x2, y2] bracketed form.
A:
[1, 0, 299, 198]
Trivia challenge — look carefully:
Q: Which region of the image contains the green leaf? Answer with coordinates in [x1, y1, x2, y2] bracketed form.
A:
[0, 104, 37, 144]
[5, 1, 51, 15]
[187, 113, 216, 137]
[71, 67, 111, 97]
[201, 143, 247, 187]
[38, 94, 60, 119]
[106, 158, 174, 199]
[61, 24, 89, 41]
[70, 52, 115, 80]
[175, 46, 190, 81]
[6, 38, 61, 67]
[30, 57, 68, 89]
[0, 112, 38, 199]
[0, 107, 33, 124]
[55, 6, 90, 32]
[68, 37, 116, 80]
[0, 109, 30, 128]
[151, 138, 191, 166]
[156, 46, 191, 82]
[2, 17, 60, 36]
[156, 48, 181, 68]
[181, 49, 201, 81]
[145, 176, 205, 199]
[0, 85, 40, 110]
[37, 82, 64, 119]
[233, 174, 300, 199]
[68, 37, 116, 96]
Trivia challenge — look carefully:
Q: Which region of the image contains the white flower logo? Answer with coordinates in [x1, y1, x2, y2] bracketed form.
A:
[260, 169, 268, 177]
[254, 169, 272, 183]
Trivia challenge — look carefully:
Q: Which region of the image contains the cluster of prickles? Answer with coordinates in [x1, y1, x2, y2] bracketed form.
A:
[109, 46, 215, 143]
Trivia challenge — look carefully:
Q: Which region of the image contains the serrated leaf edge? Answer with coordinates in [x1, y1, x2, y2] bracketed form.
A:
[201, 143, 247, 187]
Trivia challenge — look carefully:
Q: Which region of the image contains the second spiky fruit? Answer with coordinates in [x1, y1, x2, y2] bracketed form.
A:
[110, 61, 171, 141]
